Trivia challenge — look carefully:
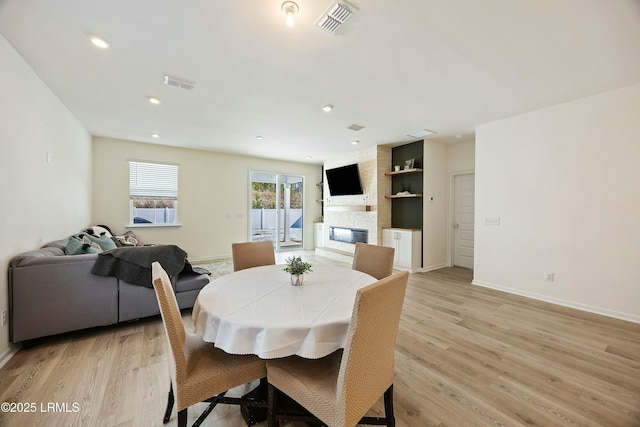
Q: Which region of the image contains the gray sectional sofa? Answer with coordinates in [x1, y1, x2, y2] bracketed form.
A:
[9, 239, 210, 343]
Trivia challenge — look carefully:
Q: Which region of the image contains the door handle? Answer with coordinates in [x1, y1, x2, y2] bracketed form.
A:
[454, 223, 460, 229]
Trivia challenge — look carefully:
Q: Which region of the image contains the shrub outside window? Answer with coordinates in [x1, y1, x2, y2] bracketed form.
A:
[129, 161, 178, 225]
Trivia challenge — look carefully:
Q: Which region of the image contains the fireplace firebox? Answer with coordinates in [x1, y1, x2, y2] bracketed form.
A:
[329, 226, 368, 244]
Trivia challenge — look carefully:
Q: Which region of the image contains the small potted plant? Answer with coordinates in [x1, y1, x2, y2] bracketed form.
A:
[283, 255, 313, 286]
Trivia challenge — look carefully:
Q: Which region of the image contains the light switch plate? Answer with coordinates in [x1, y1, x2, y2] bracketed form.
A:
[484, 217, 500, 225]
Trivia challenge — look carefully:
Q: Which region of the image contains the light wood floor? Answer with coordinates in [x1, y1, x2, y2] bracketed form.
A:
[1, 253, 639, 426]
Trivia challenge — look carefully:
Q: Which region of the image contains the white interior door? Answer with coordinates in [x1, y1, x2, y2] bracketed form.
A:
[453, 173, 475, 269]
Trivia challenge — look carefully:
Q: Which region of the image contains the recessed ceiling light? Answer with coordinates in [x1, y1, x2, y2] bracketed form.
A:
[256, 136, 264, 140]
[407, 129, 436, 138]
[151, 133, 160, 138]
[351, 140, 359, 145]
[322, 104, 333, 112]
[148, 97, 161, 105]
[306, 156, 313, 160]
[90, 35, 110, 49]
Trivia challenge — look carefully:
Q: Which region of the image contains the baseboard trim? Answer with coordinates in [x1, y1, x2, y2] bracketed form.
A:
[472, 279, 640, 324]
[421, 263, 449, 273]
[0, 343, 20, 369]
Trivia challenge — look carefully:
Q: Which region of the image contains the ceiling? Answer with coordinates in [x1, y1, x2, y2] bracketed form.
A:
[1, 0, 639, 164]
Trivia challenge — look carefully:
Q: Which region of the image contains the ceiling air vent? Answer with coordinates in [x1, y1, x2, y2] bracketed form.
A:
[347, 124, 365, 131]
[163, 74, 196, 90]
[315, 0, 358, 35]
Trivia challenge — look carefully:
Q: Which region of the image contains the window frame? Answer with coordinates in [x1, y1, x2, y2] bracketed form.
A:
[128, 160, 180, 227]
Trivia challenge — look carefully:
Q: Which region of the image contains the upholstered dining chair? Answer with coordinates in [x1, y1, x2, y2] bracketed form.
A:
[266, 271, 410, 427]
[231, 240, 276, 272]
[352, 242, 395, 279]
[151, 262, 267, 427]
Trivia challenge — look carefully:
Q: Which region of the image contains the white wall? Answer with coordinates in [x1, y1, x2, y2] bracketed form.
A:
[0, 35, 92, 361]
[474, 84, 640, 322]
[92, 137, 322, 260]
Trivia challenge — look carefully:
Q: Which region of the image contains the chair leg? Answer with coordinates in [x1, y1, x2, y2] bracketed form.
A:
[383, 385, 395, 427]
[164, 383, 175, 424]
[359, 385, 395, 426]
[177, 409, 187, 427]
[267, 383, 280, 427]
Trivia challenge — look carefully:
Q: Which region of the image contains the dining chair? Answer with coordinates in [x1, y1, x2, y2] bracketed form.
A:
[231, 240, 276, 272]
[352, 242, 395, 279]
[266, 271, 410, 427]
[151, 262, 267, 427]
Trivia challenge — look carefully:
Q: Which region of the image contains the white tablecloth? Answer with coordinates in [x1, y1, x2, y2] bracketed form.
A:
[192, 264, 376, 359]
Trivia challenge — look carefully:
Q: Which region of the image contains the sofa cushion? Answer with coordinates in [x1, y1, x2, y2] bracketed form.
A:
[10, 246, 65, 267]
[175, 272, 210, 292]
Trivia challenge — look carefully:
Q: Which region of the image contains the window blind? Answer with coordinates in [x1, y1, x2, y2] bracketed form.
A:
[129, 161, 178, 198]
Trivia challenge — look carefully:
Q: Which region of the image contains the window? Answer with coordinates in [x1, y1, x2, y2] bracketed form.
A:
[129, 161, 178, 225]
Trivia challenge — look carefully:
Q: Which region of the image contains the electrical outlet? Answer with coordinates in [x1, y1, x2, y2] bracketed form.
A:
[544, 272, 554, 282]
[1, 310, 7, 326]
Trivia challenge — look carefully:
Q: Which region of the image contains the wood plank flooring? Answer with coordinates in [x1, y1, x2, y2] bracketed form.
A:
[1, 253, 639, 426]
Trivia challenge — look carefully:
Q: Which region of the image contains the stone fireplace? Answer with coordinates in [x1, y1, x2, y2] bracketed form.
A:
[315, 145, 391, 263]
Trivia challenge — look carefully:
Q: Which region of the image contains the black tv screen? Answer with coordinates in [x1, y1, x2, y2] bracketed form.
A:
[325, 164, 364, 196]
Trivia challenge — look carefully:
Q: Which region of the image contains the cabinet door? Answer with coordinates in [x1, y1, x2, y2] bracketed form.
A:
[395, 230, 412, 268]
[382, 229, 399, 264]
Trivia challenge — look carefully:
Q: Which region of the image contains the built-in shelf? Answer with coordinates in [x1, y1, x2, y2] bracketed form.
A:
[325, 205, 371, 212]
[384, 168, 423, 176]
[385, 194, 423, 199]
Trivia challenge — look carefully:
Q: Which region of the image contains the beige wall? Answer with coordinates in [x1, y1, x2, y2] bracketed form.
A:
[0, 35, 92, 361]
[92, 137, 323, 260]
[423, 141, 448, 270]
[474, 84, 640, 322]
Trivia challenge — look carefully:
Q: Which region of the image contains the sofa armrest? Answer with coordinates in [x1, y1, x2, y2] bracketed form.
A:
[9, 258, 118, 342]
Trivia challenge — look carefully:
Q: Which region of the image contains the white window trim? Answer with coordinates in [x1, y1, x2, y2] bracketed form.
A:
[128, 160, 180, 227]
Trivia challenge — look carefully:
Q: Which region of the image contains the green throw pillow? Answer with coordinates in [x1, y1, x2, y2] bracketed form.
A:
[65, 234, 102, 255]
[84, 233, 117, 251]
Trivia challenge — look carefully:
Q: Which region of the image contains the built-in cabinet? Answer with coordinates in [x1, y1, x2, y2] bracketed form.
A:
[381, 141, 424, 271]
[382, 228, 422, 273]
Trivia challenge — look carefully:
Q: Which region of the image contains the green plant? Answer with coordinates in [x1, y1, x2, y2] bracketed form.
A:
[283, 256, 312, 276]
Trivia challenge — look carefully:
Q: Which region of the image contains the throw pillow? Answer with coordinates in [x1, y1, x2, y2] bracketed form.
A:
[85, 225, 113, 238]
[84, 233, 118, 251]
[65, 234, 102, 255]
[114, 231, 143, 247]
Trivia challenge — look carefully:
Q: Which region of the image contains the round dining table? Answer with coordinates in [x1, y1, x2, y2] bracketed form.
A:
[192, 263, 377, 359]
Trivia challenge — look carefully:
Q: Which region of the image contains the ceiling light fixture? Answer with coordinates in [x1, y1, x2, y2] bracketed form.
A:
[351, 140, 359, 145]
[148, 97, 161, 105]
[322, 104, 333, 112]
[90, 35, 110, 49]
[256, 136, 264, 140]
[281, 1, 299, 28]
[151, 133, 160, 138]
[407, 129, 436, 138]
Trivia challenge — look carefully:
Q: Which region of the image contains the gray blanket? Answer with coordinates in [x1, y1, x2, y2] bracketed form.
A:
[91, 245, 204, 287]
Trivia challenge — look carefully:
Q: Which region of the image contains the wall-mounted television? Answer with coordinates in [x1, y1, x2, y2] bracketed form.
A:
[325, 163, 364, 196]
